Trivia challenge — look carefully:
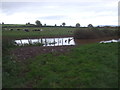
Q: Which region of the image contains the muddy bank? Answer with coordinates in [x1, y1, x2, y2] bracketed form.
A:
[10, 36, 119, 61]
[11, 46, 75, 62]
[75, 36, 119, 45]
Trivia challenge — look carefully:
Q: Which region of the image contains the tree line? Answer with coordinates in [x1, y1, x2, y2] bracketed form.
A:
[35, 20, 94, 27]
[1, 20, 94, 28]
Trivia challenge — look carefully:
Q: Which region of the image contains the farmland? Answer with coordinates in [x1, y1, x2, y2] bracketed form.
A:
[2, 27, 75, 38]
[2, 25, 119, 88]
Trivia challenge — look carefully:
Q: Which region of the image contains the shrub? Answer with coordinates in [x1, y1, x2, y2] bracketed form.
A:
[74, 28, 118, 39]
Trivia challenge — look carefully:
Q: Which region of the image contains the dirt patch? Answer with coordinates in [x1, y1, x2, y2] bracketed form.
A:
[11, 46, 75, 62]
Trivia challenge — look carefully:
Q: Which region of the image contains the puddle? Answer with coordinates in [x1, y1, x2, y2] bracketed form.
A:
[14, 37, 119, 46]
[14, 37, 75, 46]
[100, 39, 120, 43]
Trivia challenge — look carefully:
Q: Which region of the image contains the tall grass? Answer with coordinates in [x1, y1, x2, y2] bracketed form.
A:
[74, 27, 119, 39]
[2, 39, 25, 87]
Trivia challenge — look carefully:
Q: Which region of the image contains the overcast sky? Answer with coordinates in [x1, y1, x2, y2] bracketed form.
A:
[0, 0, 119, 26]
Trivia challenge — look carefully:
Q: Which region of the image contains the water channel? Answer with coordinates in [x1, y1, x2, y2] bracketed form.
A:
[14, 37, 75, 46]
[14, 37, 120, 47]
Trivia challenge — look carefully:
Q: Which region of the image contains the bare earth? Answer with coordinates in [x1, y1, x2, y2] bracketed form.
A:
[11, 46, 75, 61]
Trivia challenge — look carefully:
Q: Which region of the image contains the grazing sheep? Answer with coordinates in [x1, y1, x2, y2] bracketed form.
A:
[32, 29, 35, 31]
[4, 28, 7, 30]
[24, 29, 29, 32]
[37, 29, 40, 31]
[34, 29, 37, 31]
[40, 29, 43, 31]
[17, 29, 20, 31]
[10, 29, 13, 31]
[32, 29, 41, 31]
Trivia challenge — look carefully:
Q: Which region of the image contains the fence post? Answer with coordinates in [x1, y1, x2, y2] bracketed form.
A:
[62, 38, 63, 46]
[45, 38, 47, 46]
[20, 39, 23, 46]
[58, 38, 59, 46]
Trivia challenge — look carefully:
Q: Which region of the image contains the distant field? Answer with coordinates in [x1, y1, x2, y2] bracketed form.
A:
[2, 27, 118, 39]
[2, 27, 76, 38]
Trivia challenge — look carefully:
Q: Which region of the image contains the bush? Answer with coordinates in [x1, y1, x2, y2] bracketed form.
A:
[74, 28, 119, 39]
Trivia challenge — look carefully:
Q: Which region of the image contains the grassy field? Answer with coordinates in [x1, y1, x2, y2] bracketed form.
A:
[2, 26, 119, 88]
[2, 27, 76, 38]
[2, 41, 118, 88]
[2, 27, 118, 38]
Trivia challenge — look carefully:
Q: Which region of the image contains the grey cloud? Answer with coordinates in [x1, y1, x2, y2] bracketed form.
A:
[1, 1, 117, 15]
[1, 2, 29, 14]
[1, 2, 46, 15]
[1, 1, 117, 25]
[119, 4, 120, 15]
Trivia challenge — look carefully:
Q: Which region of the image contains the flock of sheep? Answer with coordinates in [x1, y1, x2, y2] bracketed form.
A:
[3, 28, 43, 32]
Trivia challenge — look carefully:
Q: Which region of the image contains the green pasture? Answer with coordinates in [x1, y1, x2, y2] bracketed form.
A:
[2, 27, 118, 39]
[2, 27, 76, 38]
[2, 26, 119, 88]
[2, 41, 118, 88]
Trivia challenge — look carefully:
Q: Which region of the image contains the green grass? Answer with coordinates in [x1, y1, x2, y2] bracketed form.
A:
[2, 27, 119, 39]
[2, 27, 76, 38]
[2, 26, 119, 88]
[2, 42, 118, 88]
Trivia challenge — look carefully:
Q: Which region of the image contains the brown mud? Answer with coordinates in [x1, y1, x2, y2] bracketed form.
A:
[11, 46, 75, 62]
[75, 36, 119, 45]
